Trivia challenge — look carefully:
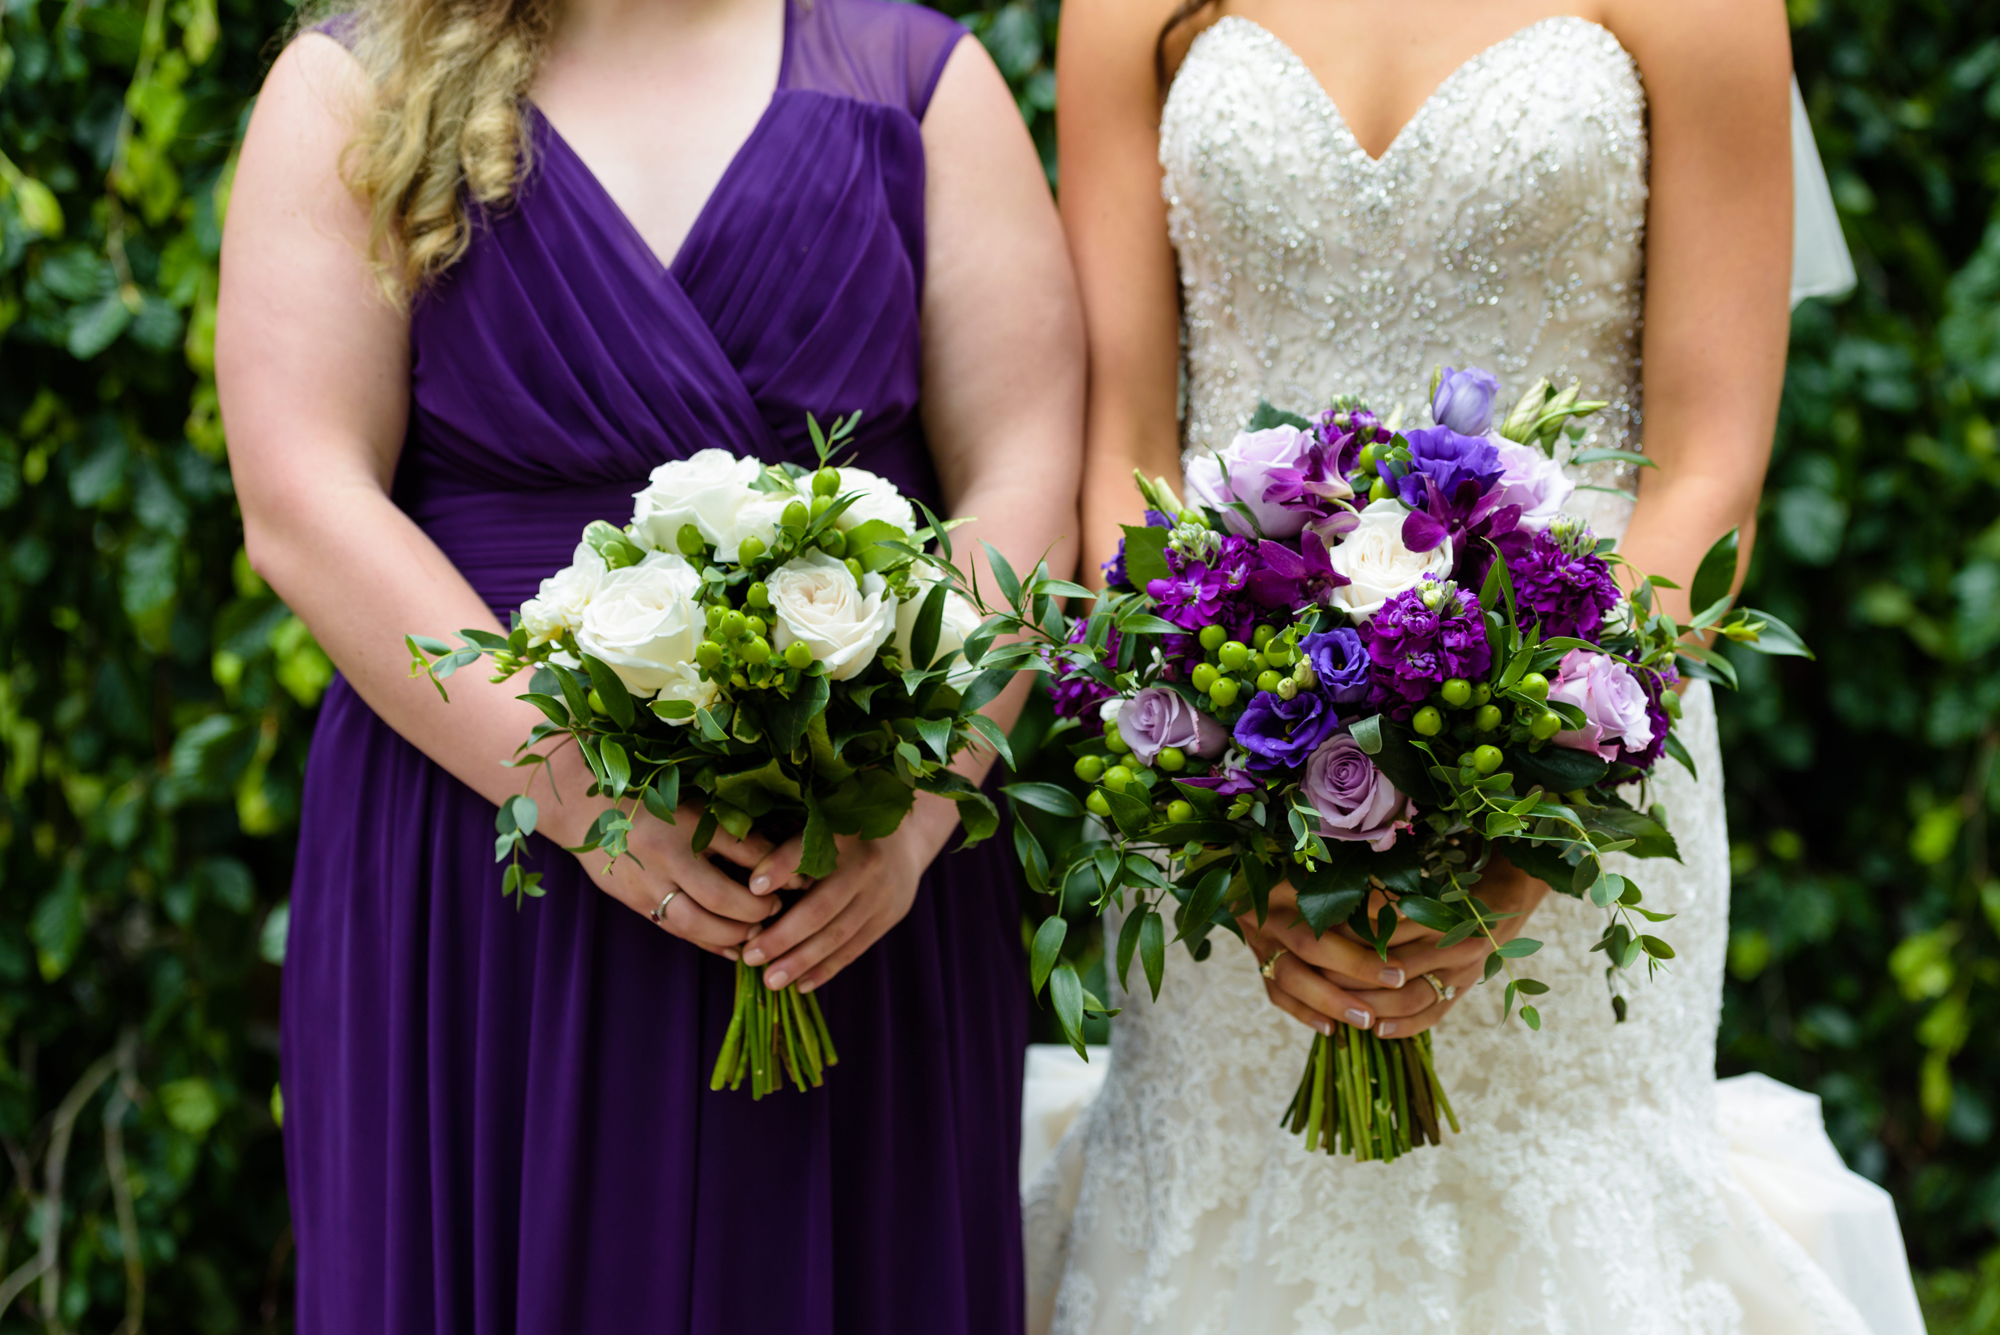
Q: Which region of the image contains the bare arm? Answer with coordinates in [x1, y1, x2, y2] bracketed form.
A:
[743, 37, 1087, 990]
[217, 35, 774, 951]
[1609, 0, 1794, 618]
[1056, 0, 1187, 586]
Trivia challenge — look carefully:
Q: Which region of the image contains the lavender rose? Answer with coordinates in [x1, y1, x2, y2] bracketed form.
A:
[1546, 649, 1656, 760]
[1232, 687, 1342, 770]
[1299, 627, 1371, 703]
[1183, 426, 1316, 537]
[1303, 734, 1414, 851]
[1431, 366, 1501, 435]
[1488, 437, 1575, 531]
[1119, 686, 1229, 766]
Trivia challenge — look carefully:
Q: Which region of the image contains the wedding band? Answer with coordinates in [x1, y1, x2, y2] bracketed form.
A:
[1261, 948, 1289, 981]
[649, 890, 680, 925]
[1421, 971, 1456, 1003]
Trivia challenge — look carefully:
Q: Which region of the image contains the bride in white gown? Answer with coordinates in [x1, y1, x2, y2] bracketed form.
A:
[1025, 0, 1920, 1331]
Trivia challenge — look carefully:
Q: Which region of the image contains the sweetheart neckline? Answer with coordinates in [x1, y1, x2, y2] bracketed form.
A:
[1183, 14, 1636, 167]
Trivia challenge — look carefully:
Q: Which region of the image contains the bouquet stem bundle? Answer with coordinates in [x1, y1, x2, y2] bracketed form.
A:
[1282, 1029, 1459, 1163]
[710, 959, 840, 1098]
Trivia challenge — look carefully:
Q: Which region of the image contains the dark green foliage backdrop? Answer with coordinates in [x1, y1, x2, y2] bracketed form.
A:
[0, 0, 1993, 1326]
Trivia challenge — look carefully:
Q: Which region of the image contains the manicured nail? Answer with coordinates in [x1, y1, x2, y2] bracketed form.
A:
[798, 980, 817, 995]
[1379, 968, 1404, 988]
[722, 948, 739, 962]
[751, 875, 771, 893]
[766, 970, 788, 989]
[1378, 1021, 1399, 1038]
[744, 948, 765, 966]
[1317, 1018, 1333, 1035]
[1345, 1008, 1372, 1029]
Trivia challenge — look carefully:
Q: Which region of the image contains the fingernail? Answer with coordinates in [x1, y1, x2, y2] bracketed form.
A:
[1317, 1018, 1333, 1035]
[1380, 968, 1405, 988]
[1345, 1008, 1372, 1029]
[722, 948, 739, 962]
[1378, 1021, 1399, 1038]
[744, 948, 765, 966]
[766, 970, 788, 990]
[751, 875, 770, 894]
[798, 980, 817, 995]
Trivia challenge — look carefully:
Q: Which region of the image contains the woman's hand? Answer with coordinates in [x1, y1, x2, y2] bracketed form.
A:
[1240, 882, 1417, 1036]
[570, 804, 781, 959]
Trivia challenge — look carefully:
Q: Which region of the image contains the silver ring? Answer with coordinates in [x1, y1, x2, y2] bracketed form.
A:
[1421, 971, 1456, 1003]
[649, 890, 680, 925]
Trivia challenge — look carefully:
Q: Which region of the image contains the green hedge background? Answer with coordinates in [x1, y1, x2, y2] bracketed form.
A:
[0, 0, 1996, 1327]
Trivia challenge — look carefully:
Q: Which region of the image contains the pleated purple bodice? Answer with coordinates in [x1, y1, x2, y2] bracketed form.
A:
[281, 5, 1028, 1331]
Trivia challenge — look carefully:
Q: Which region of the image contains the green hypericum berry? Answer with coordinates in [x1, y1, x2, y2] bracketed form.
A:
[1198, 624, 1227, 653]
[1519, 671, 1551, 702]
[1472, 745, 1504, 774]
[1412, 705, 1443, 736]
[781, 499, 810, 530]
[1472, 683, 1492, 707]
[1166, 799, 1195, 823]
[1208, 677, 1241, 708]
[1358, 443, 1380, 471]
[705, 604, 729, 632]
[1255, 669, 1284, 694]
[720, 609, 748, 640]
[812, 467, 841, 497]
[747, 581, 771, 608]
[819, 529, 848, 558]
[1104, 724, 1132, 755]
[810, 494, 834, 520]
[1103, 765, 1135, 792]
[1440, 678, 1472, 708]
[1074, 755, 1107, 783]
[1086, 790, 1113, 818]
[1531, 710, 1563, 740]
[737, 535, 767, 563]
[696, 641, 726, 671]
[1190, 662, 1220, 693]
[1251, 624, 1277, 649]
[587, 688, 608, 715]
[742, 637, 772, 666]
[1474, 704, 1504, 731]
[676, 523, 707, 558]
[1369, 476, 1393, 502]
[745, 615, 767, 639]
[784, 641, 814, 669]
[1156, 746, 1187, 773]
[1217, 640, 1251, 671]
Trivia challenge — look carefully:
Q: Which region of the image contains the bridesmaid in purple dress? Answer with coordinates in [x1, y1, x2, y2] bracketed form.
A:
[214, 0, 1083, 1326]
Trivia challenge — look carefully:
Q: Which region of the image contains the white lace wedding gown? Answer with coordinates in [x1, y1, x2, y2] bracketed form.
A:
[1023, 18, 1922, 1334]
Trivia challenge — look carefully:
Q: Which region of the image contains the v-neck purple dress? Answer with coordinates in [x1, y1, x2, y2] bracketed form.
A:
[281, 5, 1027, 1331]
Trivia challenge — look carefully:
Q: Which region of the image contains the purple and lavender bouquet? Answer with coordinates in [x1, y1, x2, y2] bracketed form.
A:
[1011, 368, 1810, 1163]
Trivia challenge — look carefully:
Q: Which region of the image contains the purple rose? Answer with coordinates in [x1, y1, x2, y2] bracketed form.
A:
[1431, 366, 1501, 436]
[1232, 688, 1342, 770]
[1387, 427, 1504, 513]
[1300, 627, 1371, 703]
[1302, 734, 1414, 851]
[1184, 427, 1316, 537]
[1117, 686, 1228, 766]
[1546, 650, 1656, 760]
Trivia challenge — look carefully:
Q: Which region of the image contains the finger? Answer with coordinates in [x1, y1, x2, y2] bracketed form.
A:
[746, 835, 815, 896]
[608, 881, 752, 956]
[697, 814, 775, 870]
[1343, 977, 1451, 1020]
[661, 851, 781, 925]
[1276, 918, 1410, 990]
[1270, 955, 1378, 1033]
[1390, 934, 1497, 980]
[757, 896, 870, 991]
[794, 910, 890, 993]
[741, 876, 863, 974]
[1373, 990, 1453, 1039]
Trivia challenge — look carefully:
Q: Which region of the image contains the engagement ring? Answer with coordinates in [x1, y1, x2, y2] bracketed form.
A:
[1261, 948, 1289, 981]
[650, 890, 680, 925]
[1421, 972, 1455, 1003]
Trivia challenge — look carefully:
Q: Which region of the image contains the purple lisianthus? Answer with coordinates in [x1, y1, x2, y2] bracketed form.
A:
[1118, 686, 1229, 766]
[1232, 688, 1342, 770]
[1386, 426, 1504, 514]
[1302, 734, 1414, 851]
[1046, 620, 1121, 733]
[1366, 577, 1492, 715]
[1184, 427, 1317, 537]
[1431, 366, 1501, 436]
[1299, 627, 1371, 703]
[1510, 523, 1621, 642]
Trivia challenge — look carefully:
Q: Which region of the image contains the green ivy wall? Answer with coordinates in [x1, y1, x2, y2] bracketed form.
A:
[0, 0, 1993, 1326]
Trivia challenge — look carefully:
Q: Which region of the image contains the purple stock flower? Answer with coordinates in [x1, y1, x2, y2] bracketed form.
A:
[1148, 537, 1259, 641]
[1366, 578, 1492, 716]
[1510, 524, 1622, 642]
[1299, 627, 1371, 703]
[1046, 620, 1120, 733]
[1302, 734, 1414, 851]
[1431, 366, 1501, 436]
[1232, 688, 1342, 770]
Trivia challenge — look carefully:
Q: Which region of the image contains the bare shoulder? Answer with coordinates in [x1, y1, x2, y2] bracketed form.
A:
[1058, 0, 1195, 87]
[1601, 0, 1790, 99]
[251, 28, 371, 144]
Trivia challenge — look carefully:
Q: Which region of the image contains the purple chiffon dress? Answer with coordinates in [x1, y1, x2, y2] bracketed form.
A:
[281, 5, 1028, 1330]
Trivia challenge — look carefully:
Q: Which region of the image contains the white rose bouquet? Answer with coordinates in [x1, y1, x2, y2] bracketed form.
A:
[410, 415, 1081, 1099]
[1023, 369, 1811, 1161]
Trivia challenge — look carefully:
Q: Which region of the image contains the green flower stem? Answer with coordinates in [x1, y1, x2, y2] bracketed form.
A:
[1282, 1029, 1456, 1162]
[709, 958, 838, 1099]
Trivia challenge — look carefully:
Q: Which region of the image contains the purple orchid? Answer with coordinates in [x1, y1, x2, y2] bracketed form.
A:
[1245, 530, 1349, 610]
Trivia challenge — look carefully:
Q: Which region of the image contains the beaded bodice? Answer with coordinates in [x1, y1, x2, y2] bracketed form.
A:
[1162, 15, 1649, 538]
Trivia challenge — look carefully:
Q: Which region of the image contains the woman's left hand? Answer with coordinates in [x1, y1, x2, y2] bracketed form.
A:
[736, 799, 956, 993]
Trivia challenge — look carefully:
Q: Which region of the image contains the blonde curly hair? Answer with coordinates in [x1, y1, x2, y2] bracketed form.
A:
[317, 0, 558, 302]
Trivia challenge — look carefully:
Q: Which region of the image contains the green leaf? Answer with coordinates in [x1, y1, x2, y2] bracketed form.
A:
[1119, 524, 1172, 590]
[798, 794, 838, 879]
[769, 672, 830, 755]
[1099, 786, 1154, 840]
[980, 538, 1022, 607]
[1176, 867, 1231, 943]
[959, 666, 1015, 715]
[1293, 852, 1369, 933]
[508, 795, 538, 838]
[965, 713, 1016, 769]
[1509, 745, 1610, 792]
[581, 654, 636, 728]
[1116, 905, 1147, 989]
[1640, 934, 1677, 960]
[1030, 916, 1068, 994]
[817, 767, 915, 839]
[1348, 714, 1384, 755]
[955, 792, 1000, 846]
[1688, 527, 1741, 620]
[1663, 731, 1698, 780]
[911, 580, 949, 669]
[1140, 910, 1166, 1001]
[599, 740, 631, 797]
[1585, 805, 1680, 860]
[1050, 961, 1087, 1055]
[643, 768, 681, 822]
[1004, 781, 1085, 818]
[914, 713, 954, 761]
[1245, 399, 1313, 431]
[1395, 895, 1458, 931]
[1495, 937, 1542, 958]
[1730, 607, 1816, 659]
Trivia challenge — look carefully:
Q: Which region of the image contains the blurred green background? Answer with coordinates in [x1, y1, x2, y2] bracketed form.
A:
[0, 0, 1996, 1327]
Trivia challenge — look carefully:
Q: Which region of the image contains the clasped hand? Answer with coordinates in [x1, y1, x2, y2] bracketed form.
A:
[1241, 855, 1549, 1039]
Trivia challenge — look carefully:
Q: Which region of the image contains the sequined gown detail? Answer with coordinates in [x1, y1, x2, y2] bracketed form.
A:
[1023, 19, 1876, 1334]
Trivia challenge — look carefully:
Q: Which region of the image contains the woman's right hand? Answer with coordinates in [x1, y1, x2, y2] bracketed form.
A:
[1239, 883, 1416, 1036]
[564, 801, 781, 959]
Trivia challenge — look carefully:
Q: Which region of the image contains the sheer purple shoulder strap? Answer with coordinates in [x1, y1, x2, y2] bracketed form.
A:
[784, 0, 968, 121]
[307, 10, 362, 50]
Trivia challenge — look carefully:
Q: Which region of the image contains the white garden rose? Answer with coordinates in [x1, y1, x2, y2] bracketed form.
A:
[767, 550, 899, 681]
[573, 551, 713, 708]
[892, 577, 983, 687]
[519, 542, 607, 645]
[1326, 499, 1455, 622]
[803, 465, 916, 534]
[630, 449, 764, 559]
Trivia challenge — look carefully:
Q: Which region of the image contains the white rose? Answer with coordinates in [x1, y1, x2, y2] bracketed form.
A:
[804, 465, 916, 533]
[630, 449, 764, 559]
[519, 542, 607, 645]
[719, 492, 795, 561]
[1489, 436, 1575, 531]
[573, 551, 712, 707]
[892, 577, 983, 687]
[768, 550, 899, 681]
[1326, 499, 1455, 622]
